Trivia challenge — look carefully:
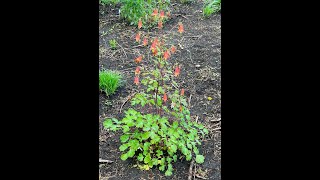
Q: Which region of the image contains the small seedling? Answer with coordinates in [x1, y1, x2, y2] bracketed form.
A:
[109, 39, 117, 50]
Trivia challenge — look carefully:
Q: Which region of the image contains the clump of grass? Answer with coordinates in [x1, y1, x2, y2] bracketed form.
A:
[203, 0, 221, 18]
[99, 70, 123, 96]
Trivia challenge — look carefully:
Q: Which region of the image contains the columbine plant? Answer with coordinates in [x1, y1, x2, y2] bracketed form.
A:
[104, 11, 208, 176]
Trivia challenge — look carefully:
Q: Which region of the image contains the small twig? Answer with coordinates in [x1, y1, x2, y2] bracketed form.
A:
[119, 92, 136, 113]
[212, 127, 221, 131]
[195, 175, 207, 179]
[188, 94, 192, 107]
[186, 49, 193, 64]
[116, 42, 127, 61]
[99, 159, 113, 163]
[188, 160, 194, 180]
[195, 116, 199, 123]
[211, 118, 221, 122]
[193, 164, 196, 180]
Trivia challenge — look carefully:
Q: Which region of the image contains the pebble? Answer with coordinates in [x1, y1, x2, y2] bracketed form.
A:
[195, 64, 201, 67]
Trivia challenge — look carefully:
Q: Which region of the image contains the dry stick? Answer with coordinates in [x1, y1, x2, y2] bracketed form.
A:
[99, 159, 113, 163]
[193, 164, 196, 180]
[119, 92, 136, 113]
[188, 94, 192, 108]
[211, 118, 221, 122]
[195, 175, 207, 180]
[116, 42, 127, 62]
[188, 160, 194, 180]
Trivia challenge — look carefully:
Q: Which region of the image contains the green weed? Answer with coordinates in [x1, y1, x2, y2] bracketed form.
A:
[99, 70, 123, 96]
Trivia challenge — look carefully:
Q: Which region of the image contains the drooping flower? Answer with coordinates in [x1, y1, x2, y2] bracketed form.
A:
[135, 32, 141, 42]
[174, 66, 181, 77]
[150, 38, 158, 51]
[135, 66, 141, 75]
[143, 37, 148, 46]
[178, 23, 184, 33]
[181, 88, 185, 96]
[163, 92, 168, 102]
[152, 9, 158, 16]
[179, 105, 183, 112]
[158, 20, 163, 29]
[134, 76, 139, 85]
[160, 10, 165, 18]
[163, 50, 170, 60]
[152, 48, 158, 56]
[135, 55, 142, 63]
[170, 45, 177, 54]
[138, 19, 142, 29]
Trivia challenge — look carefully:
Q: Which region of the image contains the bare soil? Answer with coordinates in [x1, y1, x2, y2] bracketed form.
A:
[99, 1, 220, 179]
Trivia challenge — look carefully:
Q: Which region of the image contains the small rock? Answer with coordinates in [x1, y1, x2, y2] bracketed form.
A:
[195, 64, 201, 67]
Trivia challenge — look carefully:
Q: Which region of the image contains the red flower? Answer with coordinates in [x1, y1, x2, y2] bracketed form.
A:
[135, 56, 142, 63]
[170, 45, 177, 54]
[134, 76, 139, 85]
[178, 23, 184, 33]
[143, 37, 148, 46]
[160, 10, 165, 18]
[138, 19, 142, 29]
[174, 66, 181, 77]
[158, 20, 163, 29]
[152, 48, 158, 56]
[150, 38, 158, 51]
[135, 66, 140, 75]
[181, 88, 185, 96]
[152, 9, 158, 16]
[135, 32, 141, 42]
[163, 50, 170, 60]
[163, 92, 168, 102]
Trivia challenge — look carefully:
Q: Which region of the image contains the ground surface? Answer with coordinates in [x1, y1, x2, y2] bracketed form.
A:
[99, 1, 221, 179]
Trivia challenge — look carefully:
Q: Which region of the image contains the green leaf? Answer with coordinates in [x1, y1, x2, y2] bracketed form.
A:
[173, 155, 177, 162]
[156, 150, 163, 157]
[181, 146, 189, 156]
[127, 149, 135, 158]
[186, 141, 192, 149]
[186, 152, 192, 161]
[203, 128, 209, 134]
[173, 131, 180, 138]
[166, 157, 172, 164]
[119, 143, 129, 151]
[143, 124, 151, 131]
[159, 165, 165, 171]
[136, 117, 144, 128]
[193, 147, 199, 155]
[141, 132, 150, 140]
[103, 119, 113, 129]
[151, 124, 159, 131]
[137, 153, 144, 161]
[165, 169, 172, 176]
[122, 125, 130, 133]
[170, 144, 177, 153]
[172, 121, 179, 129]
[152, 158, 158, 166]
[120, 153, 128, 161]
[196, 155, 205, 164]
[144, 153, 151, 164]
[143, 142, 150, 151]
[120, 134, 130, 143]
[129, 139, 140, 151]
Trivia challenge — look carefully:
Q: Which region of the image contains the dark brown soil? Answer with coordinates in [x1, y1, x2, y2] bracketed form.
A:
[99, 1, 220, 179]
